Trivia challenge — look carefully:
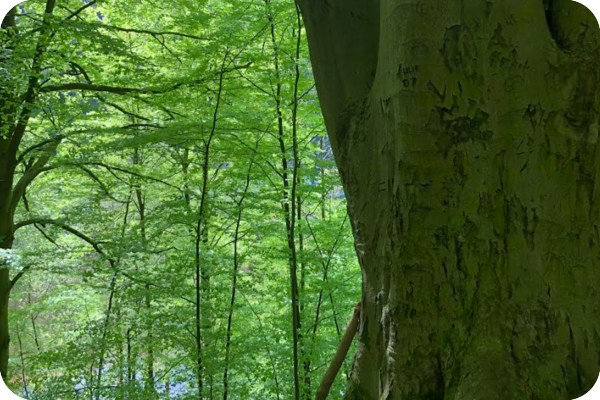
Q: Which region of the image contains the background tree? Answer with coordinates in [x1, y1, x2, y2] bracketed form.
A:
[2, 0, 361, 399]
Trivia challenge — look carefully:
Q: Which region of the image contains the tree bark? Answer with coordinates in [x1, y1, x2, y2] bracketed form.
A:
[0, 130, 15, 380]
[0, 212, 12, 381]
[0, 12, 18, 384]
[299, 0, 600, 399]
[0, 0, 57, 380]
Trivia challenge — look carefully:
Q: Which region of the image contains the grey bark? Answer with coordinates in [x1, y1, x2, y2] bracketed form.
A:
[298, 0, 600, 399]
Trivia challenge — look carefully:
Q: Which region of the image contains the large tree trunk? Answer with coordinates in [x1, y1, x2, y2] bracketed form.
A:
[298, 0, 600, 398]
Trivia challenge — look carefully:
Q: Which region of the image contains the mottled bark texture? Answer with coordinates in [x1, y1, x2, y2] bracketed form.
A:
[298, 0, 600, 399]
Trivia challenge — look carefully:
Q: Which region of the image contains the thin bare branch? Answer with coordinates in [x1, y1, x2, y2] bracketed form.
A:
[65, 0, 97, 20]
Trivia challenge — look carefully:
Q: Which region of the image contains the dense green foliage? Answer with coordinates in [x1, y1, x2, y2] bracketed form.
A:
[1, 0, 360, 398]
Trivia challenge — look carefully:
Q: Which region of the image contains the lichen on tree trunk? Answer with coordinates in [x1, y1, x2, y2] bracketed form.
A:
[298, 0, 600, 398]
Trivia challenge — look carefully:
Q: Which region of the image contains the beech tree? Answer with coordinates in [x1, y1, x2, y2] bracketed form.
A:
[1, 1, 362, 398]
[298, 0, 600, 399]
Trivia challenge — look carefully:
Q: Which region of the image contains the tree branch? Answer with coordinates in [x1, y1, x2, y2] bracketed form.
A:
[97, 97, 151, 121]
[77, 165, 127, 203]
[16, 218, 157, 288]
[314, 302, 361, 400]
[10, 137, 62, 214]
[39, 63, 252, 96]
[16, 136, 63, 165]
[40, 83, 165, 95]
[83, 162, 181, 191]
[64, 0, 97, 20]
[99, 25, 208, 41]
[13, 218, 105, 255]
[6, 0, 57, 163]
[10, 265, 31, 290]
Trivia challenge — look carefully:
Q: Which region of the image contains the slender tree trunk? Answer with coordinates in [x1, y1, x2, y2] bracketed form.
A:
[93, 191, 135, 400]
[117, 308, 125, 391]
[242, 293, 282, 400]
[144, 285, 155, 393]
[297, 187, 312, 398]
[265, 3, 306, 397]
[127, 327, 135, 386]
[95, 272, 119, 400]
[15, 324, 28, 397]
[299, 0, 600, 399]
[222, 215, 241, 400]
[196, 49, 228, 400]
[319, 137, 328, 221]
[223, 144, 257, 400]
[305, 215, 350, 383]
[182, 148, 192, 209]
[27, 288, 41, 352]
[133, 146, 155, 396]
